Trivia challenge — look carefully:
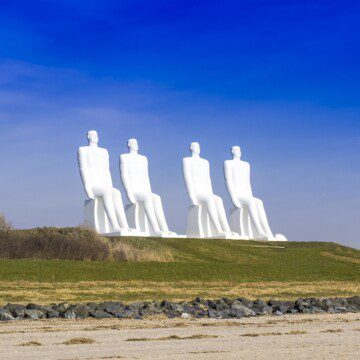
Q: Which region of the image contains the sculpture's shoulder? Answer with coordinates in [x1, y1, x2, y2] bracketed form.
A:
[182, 156, 191, 163]
[138, 154, 148, 162]
[120, 153, 130, 162]
[78, 146, 88, 154]
[183, 156, 208, 166]
[242, 160, 250, 168]
[201, 157, 210, 167]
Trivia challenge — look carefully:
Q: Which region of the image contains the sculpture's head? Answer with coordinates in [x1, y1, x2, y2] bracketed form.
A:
[190, 142, 200, 155]
[127, 138, 139, 152]
[87, 130, 99, 145]
[231, 145, 241, 159]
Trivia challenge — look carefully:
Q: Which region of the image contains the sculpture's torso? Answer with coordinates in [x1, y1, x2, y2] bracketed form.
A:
[184, 157, 214, 197]
[120, 153, 152, 194]
[225, 159, 253, 198]
[79, 146, 113, 190]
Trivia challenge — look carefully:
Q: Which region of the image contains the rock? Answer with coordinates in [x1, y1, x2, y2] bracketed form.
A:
[128, 302, 146, 312]
[215, 299, 228, 311]
[91, 310, 113, 319]
[231, 300, 255, 317]
[114, 309, 134, 319]
[166, 310, 181, 318]
[208, 309, 219, 318]
[97, 301, 124, 314]
[47, 310, 60, 318]
[62, 310, 76, 319]
[218, 309, 230, 319]
[181, 303, 196, 315]
[273, 305, 288, 314]
[1, 312, 15, 321]
[181, 312, 190, 319]
[347, 296, 360, 306]
[286, 308, 298, 314]
[24, 309, 45, 320]
[207, 300, 217, 309]
[169, 303, 183, 313]
[73, 305, 90, 319]
[54, 302, 70, 313]
[274, 310, 284, 316]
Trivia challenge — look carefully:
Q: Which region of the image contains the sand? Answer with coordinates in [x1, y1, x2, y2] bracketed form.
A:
[0, 313, 359, 359]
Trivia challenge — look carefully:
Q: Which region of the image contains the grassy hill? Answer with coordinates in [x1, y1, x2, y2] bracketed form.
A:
[0, 229, 358, 304]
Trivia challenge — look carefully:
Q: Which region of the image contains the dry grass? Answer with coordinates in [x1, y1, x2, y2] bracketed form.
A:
[110, 241, 173, 262]
[62, 337, 95, 345]
[321, 252, 360, 264]
[126, 334, 218, 341]
[18, 341, 42, 346]
[0, 279, 358, 304]
[321, 329, 343, 333]
[0, 227, 173, 262]
[242, 330, 307, 337]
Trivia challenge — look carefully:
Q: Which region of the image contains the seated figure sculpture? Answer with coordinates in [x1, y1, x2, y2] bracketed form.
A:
[224, 145, 287, 241]
[119, 138, 177, 237]
[78, 130, 135, 235]
[183, 142, 239, 239]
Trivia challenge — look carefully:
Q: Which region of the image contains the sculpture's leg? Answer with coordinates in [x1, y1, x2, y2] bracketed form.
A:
[152, 194, 170, 232]
[239, 197, 266, 236]
[100, 190, 121, 232]
[142, 195, 161, 233]
[112, 189, 130, 229]
[254, 198, 273, 237]
[203, 197, 223, 234]
[214, 195, 231, 232]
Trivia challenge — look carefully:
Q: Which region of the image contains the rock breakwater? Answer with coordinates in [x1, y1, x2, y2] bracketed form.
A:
[1, 296, 359, 321]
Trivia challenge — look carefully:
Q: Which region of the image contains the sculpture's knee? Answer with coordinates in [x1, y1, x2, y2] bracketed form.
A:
[214, 195, 223, 206]
[152, 193, 161, 203]
[254, 198, 263, 206]
[112, 188, 122, 198]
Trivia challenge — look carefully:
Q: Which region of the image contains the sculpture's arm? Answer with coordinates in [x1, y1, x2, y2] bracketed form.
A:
[120, 157, 136, 204]
[104, 150, 114, 187]
[182, 159, 199, 206]
[77, 149, 94, 199]
[144, 158, 153, 193]
[224, 163, 241, 208]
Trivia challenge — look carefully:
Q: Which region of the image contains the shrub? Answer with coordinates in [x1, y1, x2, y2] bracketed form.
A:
[0, 227, 173, 262]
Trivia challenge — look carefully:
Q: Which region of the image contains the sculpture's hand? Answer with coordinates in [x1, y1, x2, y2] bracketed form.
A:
[233, 200, 242, 208]
[190, 194, 199, 206]
[128, 194, 137, 204]
[86, 186, 95, 199]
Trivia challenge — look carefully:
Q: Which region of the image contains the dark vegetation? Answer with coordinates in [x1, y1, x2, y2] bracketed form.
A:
[0, 227, 173, 261]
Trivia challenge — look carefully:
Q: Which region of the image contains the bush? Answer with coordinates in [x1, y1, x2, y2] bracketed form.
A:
[0, 227, 110, 261]
[0, 213, 12, 231]
[0, 227, 173, 262]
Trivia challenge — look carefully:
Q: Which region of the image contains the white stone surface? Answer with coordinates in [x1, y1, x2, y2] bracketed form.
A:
[183, 142, 240, 239]
[120, 138, 178, 237]
[78, 130, 138, 236]
[224, 146, 287, 241]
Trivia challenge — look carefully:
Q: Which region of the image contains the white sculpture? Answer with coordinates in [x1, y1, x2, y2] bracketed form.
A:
[183, 142, 239, 239]
[224, 145, 287, 241]
[78, 130, 135, 235]
[120, 138, 177, 237]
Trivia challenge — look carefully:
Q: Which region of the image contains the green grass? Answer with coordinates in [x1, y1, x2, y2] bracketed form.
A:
[0, 236, 359, 303]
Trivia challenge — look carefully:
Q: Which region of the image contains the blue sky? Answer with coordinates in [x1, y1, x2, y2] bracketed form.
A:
[0, 0, 359, 247]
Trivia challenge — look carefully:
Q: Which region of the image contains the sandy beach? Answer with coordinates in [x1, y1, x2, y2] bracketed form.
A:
[0, 313, 359, 359]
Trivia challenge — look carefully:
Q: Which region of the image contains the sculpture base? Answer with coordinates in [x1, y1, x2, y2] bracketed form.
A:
[125, 203, 178, 237]
[208, 233, 247, 240]
[104, 229, 145, 237]
[186, 205, 242, 239]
